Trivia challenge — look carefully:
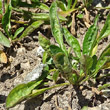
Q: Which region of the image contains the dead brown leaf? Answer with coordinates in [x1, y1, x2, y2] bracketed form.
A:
[71, 12, 76, 35]
[0, 50, 7, 63]
[92, 87, 101, 95]
[83, 8, 91, 28]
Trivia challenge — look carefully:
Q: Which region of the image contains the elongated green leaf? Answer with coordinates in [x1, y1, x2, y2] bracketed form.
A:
[99, 44, 110, 59]
[99, 83, 110, 90]
[53, 52, 65, 66]
[32, 13, 49, 21]
[91, 55, 97, 72]
[13, 27, 24, 39]
[58, 14, 68, 21]
[49, 1, 67, 56]
[56, 1, 67, 11]
[94, 44, 110, 75]
[50, 45, 63, 55]
[38, 32, 50, 51]
[63, 27, 81, 58]
[42, 52, 48, 64]
[11, 0, 19, 7]
[6, 80, 43, 108]
[102, 62, 110, 69]
[72, 0, 78, 8]
[18, 21, 44, 40]
[36, 3, 49, 11]
[2, 4, 12, 37]
[27, 83, 70, 99]
[17, 1, 49, 11]
[67, 0, 72, 9]
[52, 70, 59, 82]
[83, 15, 99, 56]
[97, 14, 110, 43]
[80, 55, 93, 74]
[31, 13, 67, 21]
[0, 31, 10, 47]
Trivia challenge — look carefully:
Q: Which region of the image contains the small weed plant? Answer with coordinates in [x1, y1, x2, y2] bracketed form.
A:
[6, 1, 110, 109]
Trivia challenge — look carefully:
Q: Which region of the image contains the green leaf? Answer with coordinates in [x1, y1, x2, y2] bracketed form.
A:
[0, 0, 2, 13]
[83, 15, 99, 56]
[67, 0, 72, 9]
[31, 13, 67, 22]
[38, 32, 50, 51]
[50, 45, 63, 55]
[77, 14, 83, 19]
[6, 80, 43, 108]
[0, 31, 10, 47]
[56, 0, 67, 11]
[81, 106, 88, 110]
[91, 55, 97, 72]
[49, 1, 68, 56]
[18, 20, 44, 40]
[99, 83, 110, 90]
[42, 52, 48, 64]
[53, 52, 65, 66]
[32, 13, 49, 21]
[94, 44, 110, 75]
[11, 0, 19, 7]
[80, 55, 93, 74]
[83, 0, 93, 7]
[27, 83, 70, 99]
[63, 27, 81, 58]
[69, 73, 78, 84]
[36, 3, 49, 11]
[2, 4, 12, 37]
[13, 27, 24, 39]
[97, 14, 110, 43]
[52, 70, 59, 82]
[72, 0, 78, 9]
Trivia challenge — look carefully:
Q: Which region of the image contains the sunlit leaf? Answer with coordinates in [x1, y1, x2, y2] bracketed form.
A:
[94, 44, 110, 76]
[80, 55, 93, 74]
[49, 1, 67, 56]
[97, 14, 110, 43]
[52, 70, 59, 82]
[67, 0, 72, 9]
[50, 45, 63, 55]
[42, 51, 48, 64]
[6, 80, 43, 108]
[63, 27, 81, 58]
[38, 32, 50, 51]
[0, 31, 10, 47]
[27, 83, 70, 99]
[0, 50, 7, 63]
[56, 0, 67, 11]
[83, 15, 99, 56]
[2, 4, 12, 37]
[18, 20, 44, 40]
[13, 27, 24, 39]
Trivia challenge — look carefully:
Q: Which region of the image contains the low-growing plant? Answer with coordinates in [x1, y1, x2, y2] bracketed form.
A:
[6, 1, 110, 109]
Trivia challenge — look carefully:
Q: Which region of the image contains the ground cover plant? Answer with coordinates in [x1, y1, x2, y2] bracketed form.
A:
[1, 0, 110, 110]
[4, 1, 110, 109]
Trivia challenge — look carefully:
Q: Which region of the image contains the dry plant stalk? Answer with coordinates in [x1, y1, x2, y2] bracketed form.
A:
[71, 12, 76, 35]
[84, 8, 91, 28]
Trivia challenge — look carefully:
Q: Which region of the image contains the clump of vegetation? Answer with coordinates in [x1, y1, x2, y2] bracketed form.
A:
[5, 1, 110, 109]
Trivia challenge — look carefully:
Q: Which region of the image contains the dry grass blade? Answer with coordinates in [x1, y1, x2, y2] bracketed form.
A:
[84, 8, 90, 28]
[0, 50, 7, 63]
[71, 12, 76, 35]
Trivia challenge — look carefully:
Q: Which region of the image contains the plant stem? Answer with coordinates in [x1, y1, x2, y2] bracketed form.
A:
[27, 82, 70, 99]
[72, 0, 77, 9]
